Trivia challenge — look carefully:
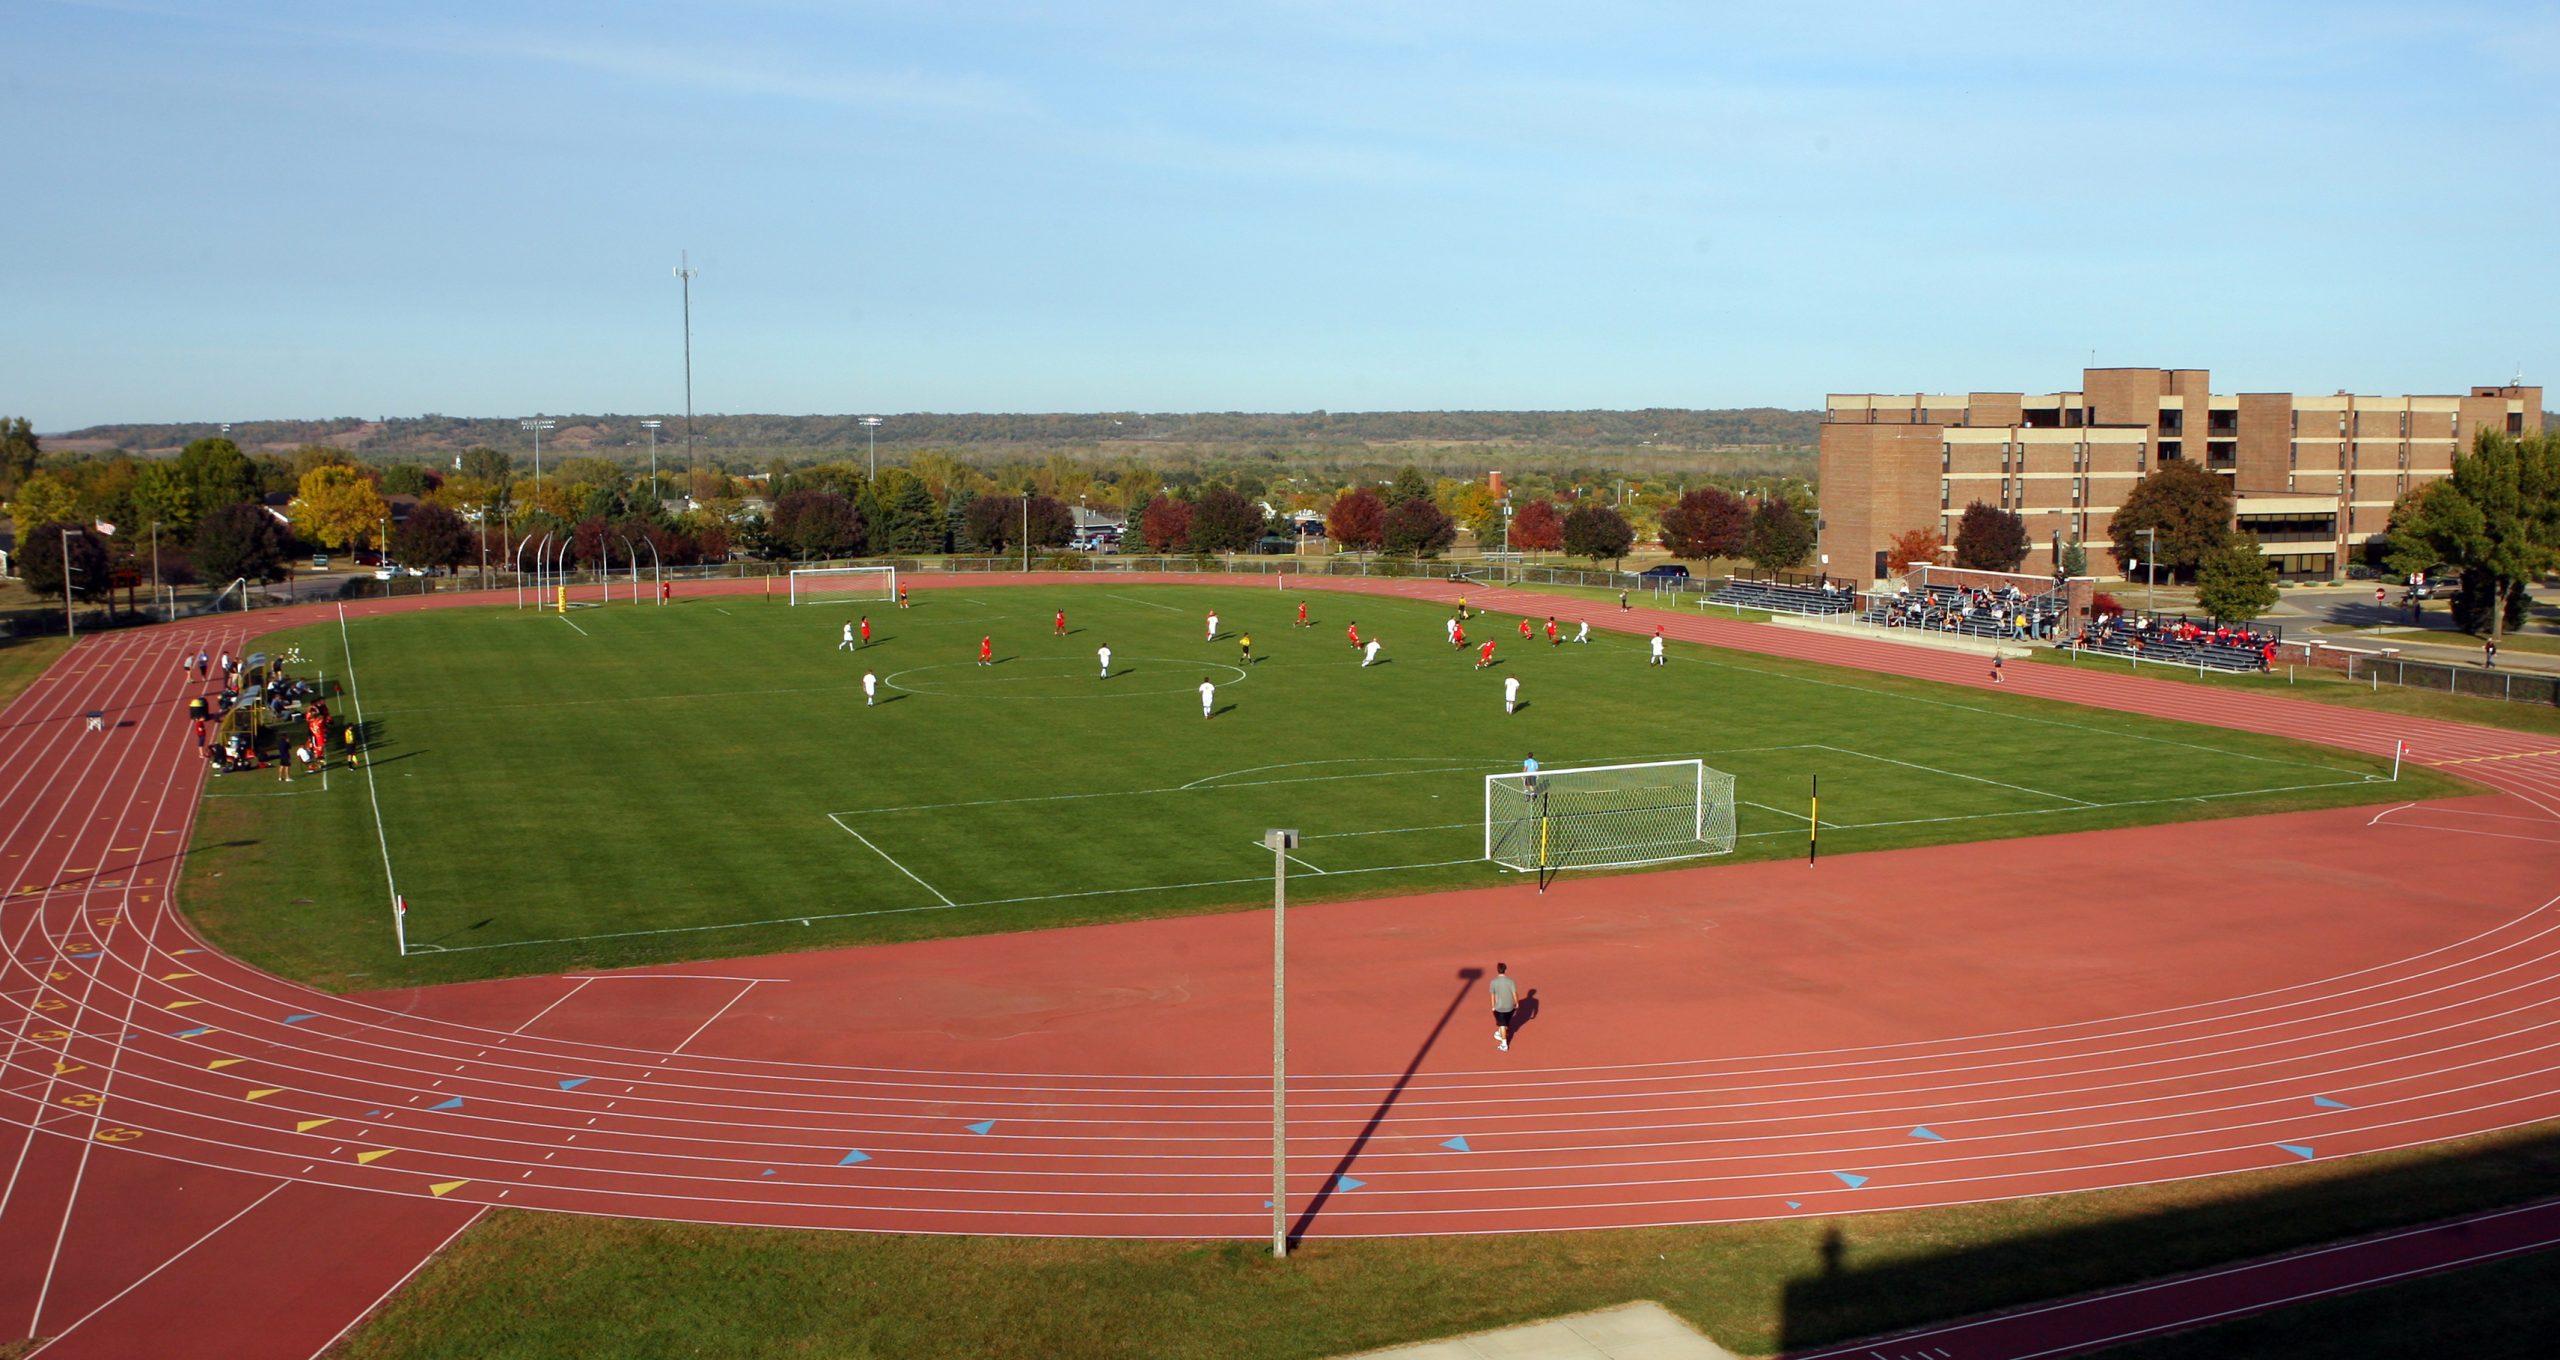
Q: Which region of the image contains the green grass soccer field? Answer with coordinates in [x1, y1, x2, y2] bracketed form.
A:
[181, 584, 2453, 988]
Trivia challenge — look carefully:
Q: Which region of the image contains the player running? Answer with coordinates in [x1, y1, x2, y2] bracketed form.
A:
[1054, 609, 1068, 636]
[1517, 617, 1532, 642]
[1239, 632, 1254, 665]
[1444, 617, 1458, 646]
[1296, 600, 1309, 628]
[1545, 616, 1559, 646]
[1199, 678, 1216, 719]
[1361, 636, 1382, 667]
[978, 635, 994, 667]
[863, 671, 879, 706]
[1453, 622, 1467, 650]
[1574, 619, 1590, 643]
[1504, 674, 1520, 714]
[1206, 611, 1220, 641]
[1346, 621, 1361, 649]
[840, 621, 857, 652]
[1098, 645, 1112, 678]
[1476, 639, 1497, 670]
[859, 615, 872, 647]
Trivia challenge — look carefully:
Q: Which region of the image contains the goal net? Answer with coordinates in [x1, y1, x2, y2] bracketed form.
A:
[1483, 759, 1736, 872]
[788, 566, 898, 606]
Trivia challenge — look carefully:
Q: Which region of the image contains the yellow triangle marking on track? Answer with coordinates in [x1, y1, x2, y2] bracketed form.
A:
[163, 1000, 201, 1010]
[159, 972, 197, 981]
[243, 1088, 283, 1101]
[355, 1149, 395, 1165]
[427, 1180, 468, 1197]
[207, 1058, 244, 1070]
[296, 1118, 334, 1133]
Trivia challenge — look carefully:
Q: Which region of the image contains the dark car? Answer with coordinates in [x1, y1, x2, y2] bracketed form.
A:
[1636, 564, 1691, 582]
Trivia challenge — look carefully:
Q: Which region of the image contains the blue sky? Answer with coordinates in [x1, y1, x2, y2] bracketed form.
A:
[7, 1, 2554, 428]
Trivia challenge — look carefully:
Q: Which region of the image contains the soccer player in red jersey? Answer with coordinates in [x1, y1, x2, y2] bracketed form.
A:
[1476, 639, 1496, 670]
[979, 635, 994, 667]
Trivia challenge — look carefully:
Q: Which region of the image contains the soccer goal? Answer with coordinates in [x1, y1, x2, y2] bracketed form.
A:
[1484, 758, 1736, 873]
[788, 565, 898, 606]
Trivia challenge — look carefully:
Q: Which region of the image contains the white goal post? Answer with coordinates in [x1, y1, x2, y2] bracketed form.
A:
[788, 565, 898, 606]
[1483, 758, 1736, 873]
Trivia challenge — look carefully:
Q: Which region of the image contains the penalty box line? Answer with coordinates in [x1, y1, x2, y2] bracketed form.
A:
[824, 814, 956, 907]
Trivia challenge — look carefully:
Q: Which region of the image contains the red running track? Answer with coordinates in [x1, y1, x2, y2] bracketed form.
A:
[1, 573, 2556, 1357]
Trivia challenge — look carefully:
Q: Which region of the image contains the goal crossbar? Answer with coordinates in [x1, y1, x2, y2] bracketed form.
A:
[788, 565, 898, 606]
[1483, 758, 1735, 873]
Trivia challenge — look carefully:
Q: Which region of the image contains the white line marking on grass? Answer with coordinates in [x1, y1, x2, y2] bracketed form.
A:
[336, 606, 404, 952]
[1108, 593, 1181, 611]
[1304, 821, 1476, 839]
[558, 615, 589, 636]
[1743, 799, 1814, 825]
[826, 815, 955, 907]
[714, 608, 734, 617]
[1809, 742, 2097, 807]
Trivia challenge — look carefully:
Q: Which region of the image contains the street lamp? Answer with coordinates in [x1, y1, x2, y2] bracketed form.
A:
[521, 418, 556, 494]
[2138, 526, 2159, 614]
[674, 253, 699, 473]
[861, 416, 883, 479]
[640, 419, 663, 504]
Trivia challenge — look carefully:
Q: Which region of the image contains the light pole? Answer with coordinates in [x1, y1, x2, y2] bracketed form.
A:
[861, 416, 883, 479]
[521, 418, 555, 495]
[60, 527, 76, 640]
[1265, 827, 1298, 1257]
[675, 253, 700, 474]
[641, 419, 663, 505]
[148, 520, 161, 620]
[2139, 526, 2159, 614]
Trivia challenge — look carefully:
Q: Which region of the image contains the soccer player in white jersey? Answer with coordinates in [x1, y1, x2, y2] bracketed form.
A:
[1199, 678, 1216, 718]
[1098, 645, 1113, 678]
[1503, 674, 1520, 714]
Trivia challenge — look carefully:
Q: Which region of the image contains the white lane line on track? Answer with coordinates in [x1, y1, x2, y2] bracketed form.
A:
[302, 1206, 487, 1360]
[509, 977, 594, 1036]
[29, 1179, 288, 1351]
[670, 982, 762, 1055]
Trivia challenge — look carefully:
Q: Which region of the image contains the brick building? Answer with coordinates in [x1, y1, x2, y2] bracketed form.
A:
[1820, 367, 2542, 582]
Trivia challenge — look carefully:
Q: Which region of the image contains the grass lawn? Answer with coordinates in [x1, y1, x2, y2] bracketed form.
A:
[2030, 645, 2560, 739]
[183, 586, 2446, 990]
[335, 1117, 2560, 1360]
[0, 635, 74, 710]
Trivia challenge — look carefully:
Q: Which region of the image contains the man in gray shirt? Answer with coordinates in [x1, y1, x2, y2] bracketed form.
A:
[1490, 962, 1518, 1052]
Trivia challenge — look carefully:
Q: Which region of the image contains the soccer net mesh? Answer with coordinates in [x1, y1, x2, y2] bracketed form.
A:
[1483, 759, 1736, 872]
[788, 566, 897, 606]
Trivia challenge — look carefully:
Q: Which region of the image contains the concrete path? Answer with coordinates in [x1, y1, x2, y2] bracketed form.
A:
[1339, 1302, 1737, 1360]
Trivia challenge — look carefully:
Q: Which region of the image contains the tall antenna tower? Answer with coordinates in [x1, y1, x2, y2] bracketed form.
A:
[674, 252, 701, 473]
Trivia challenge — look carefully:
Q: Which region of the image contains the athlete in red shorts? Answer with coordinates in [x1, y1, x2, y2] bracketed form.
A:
[1476, 640, 1496, 670]
[978, 635, 993, 667]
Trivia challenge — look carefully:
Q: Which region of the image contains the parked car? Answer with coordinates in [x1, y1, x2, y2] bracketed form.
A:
[310, 554, 330, 570]
[353, 548, 384, 567]
[1636, 564, 1691, 582]
[2407, 568, 2457, 600]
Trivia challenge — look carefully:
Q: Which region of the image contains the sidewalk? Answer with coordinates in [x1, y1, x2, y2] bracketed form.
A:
[1339, 1303, 1738, 1360]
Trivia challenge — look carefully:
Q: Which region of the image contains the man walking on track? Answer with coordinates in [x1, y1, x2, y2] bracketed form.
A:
[1055, 609, 1068, 637]
[978, 635, 994, 667]
[863, 671, 879, 706]
[1504, 674, 1520, 714]
[1991, 654, 2005, 684]
[1098, 645, 1112, 678]
[1491, 962, 1518, 1052]
[1199, 677, 1216, 719]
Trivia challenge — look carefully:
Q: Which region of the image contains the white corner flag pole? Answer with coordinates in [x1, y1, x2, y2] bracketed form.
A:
[2392, 740, 2404, 782]
[394, 894, 408, 955]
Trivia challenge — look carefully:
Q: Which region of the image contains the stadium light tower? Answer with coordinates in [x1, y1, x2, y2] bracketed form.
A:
[674, 253, 700, 473]
[861, 416, 883, 479]
[640, 419, 664, 502]
[520, 418, 556, 493]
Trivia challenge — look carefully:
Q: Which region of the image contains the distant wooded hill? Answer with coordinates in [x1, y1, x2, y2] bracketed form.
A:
[51, 408, 1821, 463]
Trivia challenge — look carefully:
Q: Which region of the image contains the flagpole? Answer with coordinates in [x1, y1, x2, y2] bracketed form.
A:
[394, 894, 408, 956]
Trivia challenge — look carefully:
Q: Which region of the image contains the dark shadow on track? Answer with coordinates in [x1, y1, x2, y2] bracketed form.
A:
[1289, 967, 1480, 1246]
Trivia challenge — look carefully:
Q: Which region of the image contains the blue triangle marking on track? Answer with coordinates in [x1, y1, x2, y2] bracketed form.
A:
[1264, 1200, 1273, 1208]
[174, 949, 200, 955]
[172, 1026, 210, 1038]
[1441, 1136, 1472, 1153]
[1786, 1201, 1803, 1210]
[26, 956, 46, 964]
[363, 1110, 383, 1118]
[1909, 1126, 1944, 1141]
[1336, 1176, 1365, 1192]
[429, 1097, 464, 1111]
[838, 1149, 871, 1166]
[2313, 1096, 2350, 1110]
[760, 1169, 777, 1177]
[282, 1014, 317, 1024]
[558, 1078, 589, 1091]
[69, 952, 101, 960]
[2276, 1142, 2316, 1160]
[1832, 1171, 1870, 1189]
[966, 1119, 996, 1135]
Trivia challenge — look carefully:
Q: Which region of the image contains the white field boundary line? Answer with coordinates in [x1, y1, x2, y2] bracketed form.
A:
[1107, 593, 1181, 611]
[337, 607, 404, 954]
[825, 816, 955, 907]
[1237, 840, 1329, 876]
[557, 614, 589, 636]
[1809, 742, 2099, 807]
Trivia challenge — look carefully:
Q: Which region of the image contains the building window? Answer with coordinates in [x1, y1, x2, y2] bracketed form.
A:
[1941, 445, 1950, 472]
[1940, 479, 1950, 508]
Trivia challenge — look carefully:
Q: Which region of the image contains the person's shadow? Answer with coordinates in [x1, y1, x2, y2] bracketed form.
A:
[1512, 988, 1540, 1038]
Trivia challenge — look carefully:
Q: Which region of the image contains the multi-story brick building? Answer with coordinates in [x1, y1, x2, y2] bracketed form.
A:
[1820, 367, 2542, 582]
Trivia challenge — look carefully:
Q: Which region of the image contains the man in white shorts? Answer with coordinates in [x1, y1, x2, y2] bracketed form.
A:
[840, 621, 857, 652]
[1098, 644, 1113, 678]
[1503, 674, 1520, 714]
[1206, 611, 1220, 642]
[1573, 619, 1590, 643]
[1649, 630, 1666, 666]
[1361, 636, 1381, 667]
[1199, 678, 1216, 718]
[862, 671, 878, 706]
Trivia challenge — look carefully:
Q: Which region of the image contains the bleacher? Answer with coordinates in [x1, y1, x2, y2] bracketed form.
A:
[1862, 582, 2069, 642]
[1706, 577, 1860, 616]
[2079, 615, 2278, 672]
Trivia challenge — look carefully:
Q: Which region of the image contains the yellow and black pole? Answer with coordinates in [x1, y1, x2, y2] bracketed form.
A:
[1808, 774, 1819, 866]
